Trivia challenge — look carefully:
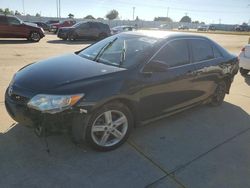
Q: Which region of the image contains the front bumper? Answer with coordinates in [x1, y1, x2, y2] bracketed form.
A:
[4, 89, 83, 133]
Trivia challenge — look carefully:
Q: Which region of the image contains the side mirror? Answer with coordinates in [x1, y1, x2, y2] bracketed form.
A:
[143, 60, 169, 73]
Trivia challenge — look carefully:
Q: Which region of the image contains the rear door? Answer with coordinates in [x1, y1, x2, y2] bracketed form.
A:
[138, 39, 202, 120]
[0, 16, 8, 37]
[188, 39, 220, 100]
[75, 22, 91, 38]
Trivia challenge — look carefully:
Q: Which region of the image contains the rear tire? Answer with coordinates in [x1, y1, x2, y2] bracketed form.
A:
[68, 32, 76, 41]
[29, 32, 41, 42]
[210, 81, 227, 106]
[240, 68, 249, 76]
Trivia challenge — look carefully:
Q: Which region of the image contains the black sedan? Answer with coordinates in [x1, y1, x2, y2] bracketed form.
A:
[5, 31, 239, 151]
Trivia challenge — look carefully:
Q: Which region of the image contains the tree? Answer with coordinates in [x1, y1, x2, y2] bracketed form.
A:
[84, 15, 95, 19]
[135, 16, 140, 21]
[15, 10, 21, 15]
[105, 9, 119, 20]
[192, 20, 199, 24]
[180, 16, 191, 23]
[0, 8, 4, 14]
[154, 17, 173, 22]
[200, 21, 205, 24]
[3, 8, 13, 15]
[35, 13, 41, 17]
[68, 13, 74, 18]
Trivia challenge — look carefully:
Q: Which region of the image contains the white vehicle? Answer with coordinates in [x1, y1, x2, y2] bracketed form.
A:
[111, 25, 135, 35]
[239, 44, 250, 76]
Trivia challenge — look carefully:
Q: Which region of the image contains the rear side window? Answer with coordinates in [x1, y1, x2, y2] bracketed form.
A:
[7, 17, 20, 25]
[0, 16, 7, 24]
[190, 39, 214, 62]
[213, 46, 222, 58]
[153, 39, 189, 67]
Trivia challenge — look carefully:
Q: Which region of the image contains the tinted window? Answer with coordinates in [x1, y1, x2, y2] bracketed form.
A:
[213, 46, 222, 58]
[7, 17, 20, 25]
[191, 39, 214, 62]
[79, 23, 89, 29]
[153, 40, 189, 67]
[89, 22, 99, 28]
[0, 16, 7, 24]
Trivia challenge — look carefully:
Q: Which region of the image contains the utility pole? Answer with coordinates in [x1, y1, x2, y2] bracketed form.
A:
[59, 0, 61, 18]
[133, 7, 135, 20]
[167, 7, 169, 17]
[22, 0, 25, 15]
[56, 0, 58, 18]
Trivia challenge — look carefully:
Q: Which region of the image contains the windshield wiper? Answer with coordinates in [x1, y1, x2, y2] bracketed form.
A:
[119, 40, 126, 67]
[94, 37, 118, 62]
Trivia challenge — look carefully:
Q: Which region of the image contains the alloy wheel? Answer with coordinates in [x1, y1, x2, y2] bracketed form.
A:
[91, 110, 128, 147]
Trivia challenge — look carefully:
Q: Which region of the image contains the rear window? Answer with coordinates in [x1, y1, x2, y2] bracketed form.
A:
[0, 16, 7, 24]
[190, 39, 214, 62]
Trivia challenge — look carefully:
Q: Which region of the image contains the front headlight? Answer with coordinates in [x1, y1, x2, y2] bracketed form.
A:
[27, 94, 84, 114]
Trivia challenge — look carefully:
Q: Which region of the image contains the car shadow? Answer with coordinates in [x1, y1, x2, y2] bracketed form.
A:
[0, 102, 249, 187]
[244, 75, 250, 85]
[0, 39, 33, 44]
[47, 39, 95, 45]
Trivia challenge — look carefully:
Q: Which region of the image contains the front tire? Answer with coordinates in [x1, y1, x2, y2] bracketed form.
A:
[210, 81, 227, 106]
[240, 68, 249, 76]
[73, 102, 133, 151]
[29, 32, 41, 42]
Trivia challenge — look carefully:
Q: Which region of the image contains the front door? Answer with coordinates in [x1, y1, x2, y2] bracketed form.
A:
[138, 39, 204, 120]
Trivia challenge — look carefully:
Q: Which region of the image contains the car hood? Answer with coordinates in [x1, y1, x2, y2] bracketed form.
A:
[24, 22, 39, 28]
[14, 53, 126, 92]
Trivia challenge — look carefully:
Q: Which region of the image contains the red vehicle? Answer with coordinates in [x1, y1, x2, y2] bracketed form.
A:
[49, 20, 76, 33]
[0, 14, 45, 42]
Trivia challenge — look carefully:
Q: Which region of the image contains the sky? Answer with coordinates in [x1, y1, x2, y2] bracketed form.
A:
[0, 0, 250, 24]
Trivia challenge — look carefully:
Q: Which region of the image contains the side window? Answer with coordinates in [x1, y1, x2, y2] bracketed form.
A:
[7, 17, 20, 25]
[213, 46, 222, 58]
[190, 39, 214, 62]
[153, 40, 190, 67]
[79, 23, 89, 29]
[90, 22, 99, 29]
[0, 16, 7, 24]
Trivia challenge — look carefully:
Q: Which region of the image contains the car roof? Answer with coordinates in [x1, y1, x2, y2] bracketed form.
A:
[120, 30, 210, 40]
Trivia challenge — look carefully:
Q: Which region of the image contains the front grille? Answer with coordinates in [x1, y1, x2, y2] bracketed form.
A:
[10, 94, 29, 104]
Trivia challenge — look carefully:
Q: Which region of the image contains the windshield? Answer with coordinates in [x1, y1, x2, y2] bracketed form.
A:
[78, 34, 159, 68]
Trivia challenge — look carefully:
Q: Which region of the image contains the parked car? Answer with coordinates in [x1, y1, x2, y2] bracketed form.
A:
[0, 14, 45, 42]
[5, 31, 239, 151]
[235, 25, 250, 32]
[45, 20, 59, 25]
[208, 25, 216, 31]
[178, 25, 189, 30]
[32, 22, 50, 31]
[197, 25, 208, 31]
[159, 24, 171, 30]
[50, 20, 76, 33]
[57, 21, 111, 40]
[111, 25, 135, 35]
[238, 45, 250, 76]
